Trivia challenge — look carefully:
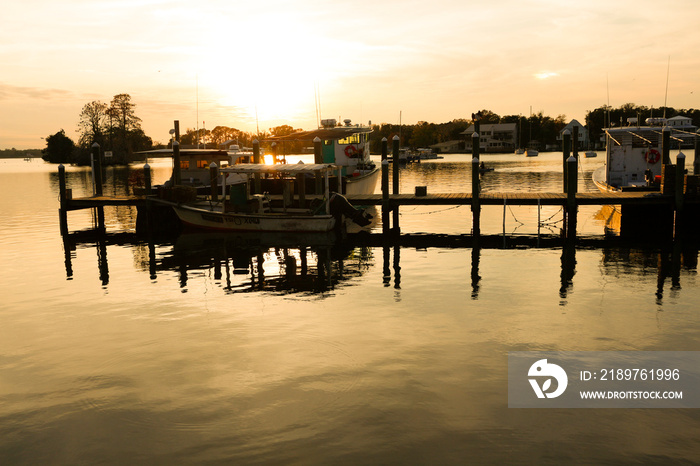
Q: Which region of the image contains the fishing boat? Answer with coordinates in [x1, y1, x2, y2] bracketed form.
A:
[584, 150, 597, 158]
[171, 163, 372, 232]
[268, 119, 379, 195]
[592, 125, 665, 192]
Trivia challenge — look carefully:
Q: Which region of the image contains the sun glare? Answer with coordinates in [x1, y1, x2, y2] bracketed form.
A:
[192, 14, 332, 130]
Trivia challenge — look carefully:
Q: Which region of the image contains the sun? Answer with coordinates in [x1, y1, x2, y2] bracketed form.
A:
[192, 15, 335, 130]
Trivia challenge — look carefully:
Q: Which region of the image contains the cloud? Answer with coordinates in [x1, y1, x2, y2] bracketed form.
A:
[0, 83, 76, 101]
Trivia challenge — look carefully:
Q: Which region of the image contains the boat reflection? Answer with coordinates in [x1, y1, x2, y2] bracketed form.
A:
[160, 232, 374, 295]
[61, 230, 698, 303]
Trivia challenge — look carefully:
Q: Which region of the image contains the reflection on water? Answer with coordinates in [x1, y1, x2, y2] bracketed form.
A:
[3, 157, 700, 464]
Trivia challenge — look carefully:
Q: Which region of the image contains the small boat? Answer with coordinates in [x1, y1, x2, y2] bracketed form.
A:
[478, 163, 494, 174]
[416, 148, 443, 160]
[171, 163, 372, 232]
[584, 150, 597, 158]
[269, 119, 379, 195]
[525, 148, 539, 157]
[514, 148, 525, 155]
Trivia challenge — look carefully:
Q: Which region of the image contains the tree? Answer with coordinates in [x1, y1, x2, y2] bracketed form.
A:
[42, 129, 75, 163]
[106, 93, 144, 162]
[77, 100, 108, 148]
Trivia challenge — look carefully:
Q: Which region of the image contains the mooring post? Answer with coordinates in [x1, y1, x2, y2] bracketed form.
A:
[58, 164, 68, 236]
[253, 139, 261, 163]
[674, 152, 686, 238]
[471, 131, 481, 236]
[662, 126, 672, 165]
[381, 138, 390, 234]
[694, 129, 700, 175]
[566, 155, 578, 240]
[91, 142, 103, 196]
[572, 125, 579, 160]
[172, 140, 181, 185]
[252, 139, 261, 193]
[392, 135, 400, 233]
[313, 137, 323, 194]
[210, 162, 219, 202]
[143, 163, 152, 196]
[562, 129, 571, 192]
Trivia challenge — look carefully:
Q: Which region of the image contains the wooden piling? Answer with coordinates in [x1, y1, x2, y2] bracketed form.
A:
[58, 164, 68, 236]
[695, 130, 700, 175]
[572, 125, 579, 159]
[252, 139, 261, 193]
[674, 152, 686, 238]
[381, 138, 389, 233]
[562, 129, 571, 192]
[662, 126, 672, 165]
[91, 143, 103, 196]
[210, 162, 219, 202]
[565, 155, 578, 240]
[314, 137, 323, 194]
[392, 135, 400, 233]
[172, 140, 181, 185]
[471, 131, 481, 236]
[143, 164, 152, 196]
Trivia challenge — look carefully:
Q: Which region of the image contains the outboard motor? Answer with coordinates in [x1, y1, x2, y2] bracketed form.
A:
[329, 193, 373, 226]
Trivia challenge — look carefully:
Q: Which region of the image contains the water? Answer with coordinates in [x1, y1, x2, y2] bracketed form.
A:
[1, 155, 700, 464]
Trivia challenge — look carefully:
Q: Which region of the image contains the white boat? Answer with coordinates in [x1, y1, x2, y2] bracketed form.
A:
[525, 148, 539, 157]
[592, 125, 665, 192]
[416, 148, 443, 160]
[269, 119, 379, 195]
[171, 163, 371, 232]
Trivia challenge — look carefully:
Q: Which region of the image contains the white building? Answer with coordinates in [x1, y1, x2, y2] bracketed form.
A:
[462, 123, 517, 153]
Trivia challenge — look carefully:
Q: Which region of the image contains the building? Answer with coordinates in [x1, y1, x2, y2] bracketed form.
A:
[462, 123, 517, 153]
[557, 119, 590, 149]
[430, 140, 464, 153]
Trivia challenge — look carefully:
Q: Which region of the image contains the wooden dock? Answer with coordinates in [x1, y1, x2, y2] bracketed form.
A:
[57, 133, 698, 241]
[342, 191, 675, 207]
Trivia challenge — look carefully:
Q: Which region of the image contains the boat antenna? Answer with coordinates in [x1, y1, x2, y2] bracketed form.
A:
[255, 105, 260, 138]
[196, 73, 199, 148]
[663, 56, 671, 119]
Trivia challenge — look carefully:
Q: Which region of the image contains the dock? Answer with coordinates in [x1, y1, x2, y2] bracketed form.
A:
[57, 132, 699, 241]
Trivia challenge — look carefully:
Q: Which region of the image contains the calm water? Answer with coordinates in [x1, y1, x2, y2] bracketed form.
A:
[1, 154, 700, 465]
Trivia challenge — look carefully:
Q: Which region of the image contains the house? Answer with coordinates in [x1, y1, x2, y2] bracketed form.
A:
[462, 123, 517, 153]
[557, 119, 589, 149]
[430, 140, 464, 153]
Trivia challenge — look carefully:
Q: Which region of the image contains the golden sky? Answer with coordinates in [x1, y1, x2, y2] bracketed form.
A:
[2, 0, 700, 149]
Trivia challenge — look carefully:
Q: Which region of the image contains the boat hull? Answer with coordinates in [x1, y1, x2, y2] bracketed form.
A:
[346, 167, 379, 195]
[173, 204, 336, 232]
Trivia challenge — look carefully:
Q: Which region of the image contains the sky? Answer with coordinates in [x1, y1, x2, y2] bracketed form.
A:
[2, 0, 700, 149]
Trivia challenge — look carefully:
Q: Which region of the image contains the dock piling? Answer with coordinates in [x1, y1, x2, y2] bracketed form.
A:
[562, 129, 571, 192]
[144, 164, 152, 196]
[172, 140, 181, 185]
[565, 155, 578, 240]
[392, 135, 400, 233]
[210, 162, 219, 202]
[313, 137, 322, 194]
[674, 152, 686, 238]
[662, 126, 672, 165]
[253, 139, 261, 193]
[58, 164, 68, 236]
[471, 131, 481, 236]
[381, 138, 390, 233]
